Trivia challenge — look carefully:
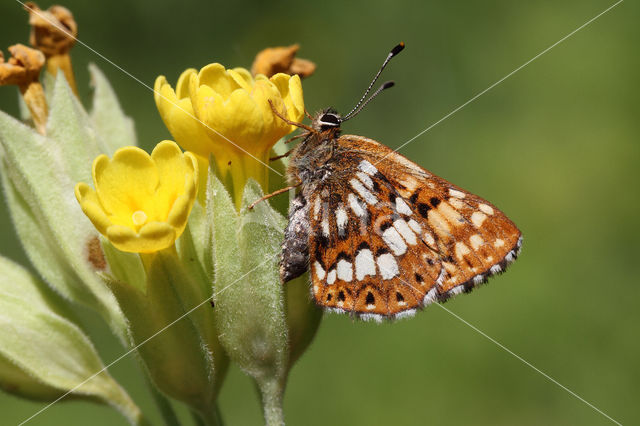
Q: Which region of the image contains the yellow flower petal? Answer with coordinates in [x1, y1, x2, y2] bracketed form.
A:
[93, 148, 159, 222]
[75, 183, 111, 234]
[155, 62, 306, 206]
[106, 222, 176, 254]
[176, 68, 196, 99]
[227, 68, 253, 91]
[76, 141, 198, 253]
[197, 63, 242, 100]
[155, 75, 210, 158]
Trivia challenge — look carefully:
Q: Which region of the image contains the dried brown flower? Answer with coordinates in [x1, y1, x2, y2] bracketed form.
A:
[0, 44, 45, 87]
[25, 2, 77, 57]
[0, 44, 48, 134]
[251, 44, 316, 79]
[24, 2, 78, 94]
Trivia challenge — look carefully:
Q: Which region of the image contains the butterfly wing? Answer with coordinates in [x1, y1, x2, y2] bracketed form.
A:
[298, 134, 522, 321]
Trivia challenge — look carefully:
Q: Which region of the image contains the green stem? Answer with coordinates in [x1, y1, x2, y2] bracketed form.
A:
[193, 402, 224, 426]
[145, 377, 180, 426]
[259, 379, 285, 426]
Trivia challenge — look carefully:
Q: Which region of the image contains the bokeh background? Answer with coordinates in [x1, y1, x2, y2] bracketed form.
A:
[1, 0, 638, 424]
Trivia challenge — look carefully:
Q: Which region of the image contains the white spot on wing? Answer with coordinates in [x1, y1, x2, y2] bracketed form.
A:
[350, 178, 377, 205]
[393, 219, 418, 245]
[469, 234, 484, 250]
[321, 218, 330, 237]
[382, 227, 407, 255]
[314, 261, 325, 280]
[348, 193, 366, 217]
[356, 171, 374, 190]
[479, 204, 494, 215]
[395, 197, 412, 215]
[398, 176, 419, 191]
[494, 239, 505, 248]
[449, 189, 466, 199]
[376, 253, 399, 280]
[358, 160, 378, 176]
[355, 249, 376, 280]
[455, 242, 470, 259]
[471, 211, 487, 227]
[336, 207, 348, 234]
[337, 259, 353, 282]
[428, 210, 451, 236]
[408, 219, 422, 234]
[423, 232, 435, 246]
[327, 269, 336, 285]
[449, 198, 465, 209]
[438, 203, 464, 225]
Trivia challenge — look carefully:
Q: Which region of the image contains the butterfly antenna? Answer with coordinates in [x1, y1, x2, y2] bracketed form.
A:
[342, 42, 404, 122]
[343, 81, 395, 122]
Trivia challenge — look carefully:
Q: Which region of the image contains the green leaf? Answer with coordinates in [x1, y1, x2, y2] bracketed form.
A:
[0, 109, 127, 343]
[42, 71, 57, 106]
[0, 256, 145, 425]
[89, 64, 137, 154]
[17, 89, 31, 122]
[47, 72, 103, 183]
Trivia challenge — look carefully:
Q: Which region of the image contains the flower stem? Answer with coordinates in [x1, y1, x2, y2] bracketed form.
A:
[193, 403, 224, 426]
[145, 377, 180, 426]
[46, 54, 78, 95]
[19, 81, 48, 134]
[259, 379, 285, 426]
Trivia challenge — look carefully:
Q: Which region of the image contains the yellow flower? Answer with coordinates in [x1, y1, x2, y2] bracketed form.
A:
[74, 141, 198, 253]
[154, 64, 304, 204]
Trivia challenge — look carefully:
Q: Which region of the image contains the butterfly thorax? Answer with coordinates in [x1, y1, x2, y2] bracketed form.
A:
[287, 108, 344, 189]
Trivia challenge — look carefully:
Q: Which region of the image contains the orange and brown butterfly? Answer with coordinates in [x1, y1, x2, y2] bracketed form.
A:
[260, 42, 522, 322]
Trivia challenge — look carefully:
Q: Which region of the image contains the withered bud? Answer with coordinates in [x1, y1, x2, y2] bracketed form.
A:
[25, 2, 77, 57]
[0, 44, 45, 88]
[0, 44, 48, 134]
[251, 44, 316, 79]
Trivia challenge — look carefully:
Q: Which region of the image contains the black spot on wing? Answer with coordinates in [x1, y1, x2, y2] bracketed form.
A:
[417, 203, 430, 218]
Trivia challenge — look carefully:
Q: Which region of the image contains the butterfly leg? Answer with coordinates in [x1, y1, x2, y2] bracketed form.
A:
[280, 194, 310, 283]
[270, 148, 295, 162]
[248, 181, 301, 210]
[268, 100, 315, 132]
[304, 108, 314, 120]
[285, 132, 309, 144]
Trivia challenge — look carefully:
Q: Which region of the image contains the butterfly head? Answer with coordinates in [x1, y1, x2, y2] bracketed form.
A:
[313, 108, 342, 132]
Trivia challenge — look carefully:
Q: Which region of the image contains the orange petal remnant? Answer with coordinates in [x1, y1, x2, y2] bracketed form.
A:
[251, 44, 316, 79]
[25, 2, 78, 94]
[0, 44, 47, 134]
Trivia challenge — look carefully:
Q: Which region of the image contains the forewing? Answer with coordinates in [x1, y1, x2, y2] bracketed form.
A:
[306, 135, 522, 321]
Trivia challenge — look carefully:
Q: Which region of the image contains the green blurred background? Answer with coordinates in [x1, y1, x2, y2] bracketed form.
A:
[1, 0, 638, 424]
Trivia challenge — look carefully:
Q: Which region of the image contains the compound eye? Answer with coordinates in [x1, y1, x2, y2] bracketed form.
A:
[319, 113, 340, 126]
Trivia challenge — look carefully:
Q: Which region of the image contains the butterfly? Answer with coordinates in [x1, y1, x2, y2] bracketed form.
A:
[260, 42, 522, 321]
